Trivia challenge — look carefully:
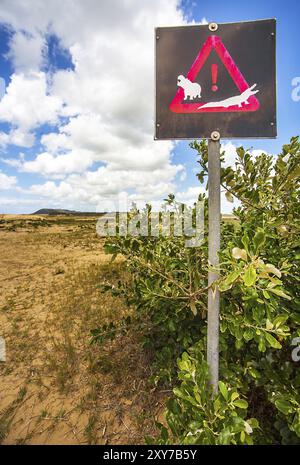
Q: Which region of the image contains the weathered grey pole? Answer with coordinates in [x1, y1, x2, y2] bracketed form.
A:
[207, 132, 221, 395]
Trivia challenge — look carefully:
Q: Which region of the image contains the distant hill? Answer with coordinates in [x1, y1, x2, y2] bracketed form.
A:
[32, 208, 103, 216]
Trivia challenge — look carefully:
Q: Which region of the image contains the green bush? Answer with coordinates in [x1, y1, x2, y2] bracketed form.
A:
[99, 137, 300, 444]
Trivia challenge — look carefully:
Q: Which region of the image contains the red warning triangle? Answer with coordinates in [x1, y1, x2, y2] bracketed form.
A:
[169, 35, 260, 113]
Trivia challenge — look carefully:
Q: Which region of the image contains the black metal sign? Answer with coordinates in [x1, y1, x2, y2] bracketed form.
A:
[155, 19, 276, 139]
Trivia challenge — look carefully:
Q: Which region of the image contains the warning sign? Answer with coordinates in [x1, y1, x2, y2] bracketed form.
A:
[169, 35, 260, 113]
[155, 19, 276, 139]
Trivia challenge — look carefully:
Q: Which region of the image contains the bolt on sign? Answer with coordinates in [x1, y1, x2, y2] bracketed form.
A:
[155, 19, 276, 139]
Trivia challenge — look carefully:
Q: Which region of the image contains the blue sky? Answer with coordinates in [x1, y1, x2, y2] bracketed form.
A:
[0, 0, 299, 214]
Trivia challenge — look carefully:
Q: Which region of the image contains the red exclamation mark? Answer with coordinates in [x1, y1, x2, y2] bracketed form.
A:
[211, 64, 218, 92]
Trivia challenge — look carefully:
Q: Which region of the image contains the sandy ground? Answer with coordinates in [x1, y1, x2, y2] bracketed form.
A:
[0, 215, 164, 444]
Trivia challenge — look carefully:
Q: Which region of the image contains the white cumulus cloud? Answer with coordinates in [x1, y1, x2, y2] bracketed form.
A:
[6, 30, 47, 72]
[0, 1, 213, 212]
[0, 72, 62, 144]
[0, 170, 17, 190]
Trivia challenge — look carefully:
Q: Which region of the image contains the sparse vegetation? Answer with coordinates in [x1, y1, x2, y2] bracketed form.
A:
[99, 138, 300, 445]
[0, 215, 163, 444]
[1, 138, 299, 445]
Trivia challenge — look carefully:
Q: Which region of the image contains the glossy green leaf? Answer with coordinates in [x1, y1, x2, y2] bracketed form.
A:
[265, 333, 282, 349]
[243, 265, 257, 287]
[218, 381, 229, 401]
[253, 229, 266, 254]
[233, 399, 248, 409]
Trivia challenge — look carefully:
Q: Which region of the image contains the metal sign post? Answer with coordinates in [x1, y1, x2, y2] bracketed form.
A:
[155, 19, 276, 394]
[207, 131, 221, 394]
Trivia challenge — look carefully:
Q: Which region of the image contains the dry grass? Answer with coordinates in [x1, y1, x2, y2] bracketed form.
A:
[0, 215, 164, 444]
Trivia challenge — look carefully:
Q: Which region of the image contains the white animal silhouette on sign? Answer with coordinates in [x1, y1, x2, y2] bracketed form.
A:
[177, 75, 201, 100]
[198, 84, 259, 109]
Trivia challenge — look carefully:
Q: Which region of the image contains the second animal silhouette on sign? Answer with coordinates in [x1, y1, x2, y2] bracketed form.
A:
[199, 84, 259, 109]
